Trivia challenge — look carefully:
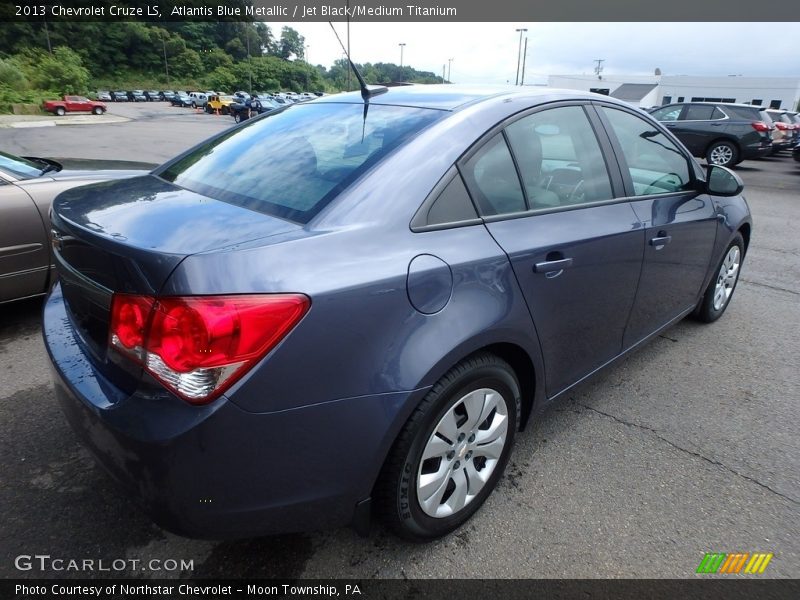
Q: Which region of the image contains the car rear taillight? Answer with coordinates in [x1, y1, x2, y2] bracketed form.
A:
[751, 121, 770, 132]
[775, 122, 789, 131]
[109, 294, 309, 404]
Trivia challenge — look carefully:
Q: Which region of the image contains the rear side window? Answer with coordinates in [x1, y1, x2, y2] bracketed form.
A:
[684, 105, 715, 120]
[461, 134, 525, 216]
[600, 107, 693, 196]
[159, 103, 443, 223]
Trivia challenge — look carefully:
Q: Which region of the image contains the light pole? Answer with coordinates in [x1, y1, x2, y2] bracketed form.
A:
[514, 27, 527, 86]
[520, 37, 527, 86]
[246, 34, 252, 94]
[447, 58, 453, 82]
[305, 44, 310, 64]
[399, 43, 406, 82]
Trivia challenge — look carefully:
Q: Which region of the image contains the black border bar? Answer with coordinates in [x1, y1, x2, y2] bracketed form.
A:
[3, 0, 800, 22]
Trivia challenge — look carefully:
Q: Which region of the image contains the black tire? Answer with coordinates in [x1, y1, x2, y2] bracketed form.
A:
[55, 107, 65, 116]
[191, 101, 196, 109]
[92, 106, 102, 115]
[693, 233, 744, 323]
[375, 352, 520, 541]
[706, 140, 738, 167]
[234, 112, 242, 124]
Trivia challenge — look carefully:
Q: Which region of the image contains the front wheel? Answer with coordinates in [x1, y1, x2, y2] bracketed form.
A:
[694, 233, 744, 323]
[55, 107, 65, 116]
[376, 352, 520, 541]
[706, 141, 738, 167]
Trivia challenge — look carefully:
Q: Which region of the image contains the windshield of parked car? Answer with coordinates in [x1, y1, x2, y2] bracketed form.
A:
[0, 151, 49, 179]
[158, 103, 444, 223]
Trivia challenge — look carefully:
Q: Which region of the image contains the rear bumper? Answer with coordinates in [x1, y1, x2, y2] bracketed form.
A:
[43, 285, 420, 539]
[741, 141, 773, 160]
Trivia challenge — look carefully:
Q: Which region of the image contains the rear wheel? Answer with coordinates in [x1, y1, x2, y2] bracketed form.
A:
[694, 233, 744, 323]
[706, 141, 738, 167]
[55, 107, 65, 116]
[92, 106, 103, 115]
[376, 352, 519, 541]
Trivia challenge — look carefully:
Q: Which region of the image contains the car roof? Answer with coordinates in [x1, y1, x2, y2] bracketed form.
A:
[313, 84, 611, 111]
[666, 101, 765, 109]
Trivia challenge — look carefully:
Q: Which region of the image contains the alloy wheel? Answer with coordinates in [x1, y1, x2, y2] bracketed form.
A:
[713, 245, 740, 311]
[709, 144, 734, 165]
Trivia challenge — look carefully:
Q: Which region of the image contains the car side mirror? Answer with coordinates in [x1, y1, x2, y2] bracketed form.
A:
[706, 165, 744, 197]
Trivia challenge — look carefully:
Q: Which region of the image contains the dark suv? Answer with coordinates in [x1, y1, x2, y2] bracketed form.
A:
[650, 102, 773, 167]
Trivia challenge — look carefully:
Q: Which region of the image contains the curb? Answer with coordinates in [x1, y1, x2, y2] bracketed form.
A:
[0, 115, 131, 128]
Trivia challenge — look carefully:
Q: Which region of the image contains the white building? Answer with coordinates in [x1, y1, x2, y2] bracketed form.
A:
[546, 74, 800, 110]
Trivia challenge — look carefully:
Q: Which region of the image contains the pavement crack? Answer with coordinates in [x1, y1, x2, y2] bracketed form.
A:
[740, 278, 800, 297]
[576, 403, 800, 507]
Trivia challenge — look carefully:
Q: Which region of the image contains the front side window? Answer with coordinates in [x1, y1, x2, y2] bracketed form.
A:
[600, 107, 693, 197]
[505, 105, 613, 209]
[159, 103, 443, 223]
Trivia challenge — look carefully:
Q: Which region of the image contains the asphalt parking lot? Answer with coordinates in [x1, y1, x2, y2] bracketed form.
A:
[0, 104, 798, 579]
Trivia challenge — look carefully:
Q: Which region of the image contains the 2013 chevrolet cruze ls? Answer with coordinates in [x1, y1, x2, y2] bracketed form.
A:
[44, 86, 752, 541]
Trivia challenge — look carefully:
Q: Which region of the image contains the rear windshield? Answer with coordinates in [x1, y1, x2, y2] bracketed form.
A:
[158, 103, 443, 223]
[0, 151, 47, 179]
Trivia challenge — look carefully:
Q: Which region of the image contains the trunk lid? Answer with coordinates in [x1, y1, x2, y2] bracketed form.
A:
[50, 175, 301, 378]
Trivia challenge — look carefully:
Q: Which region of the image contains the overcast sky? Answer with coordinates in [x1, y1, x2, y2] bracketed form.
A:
[266, 22, 799, 84]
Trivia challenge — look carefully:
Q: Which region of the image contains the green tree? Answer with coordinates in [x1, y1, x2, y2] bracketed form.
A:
[277, 27, 305, 60]
[171, 49, 203, 80]
[202, 48, 234, 72]
[35, 47, 89, 94]
[206, 67, 238, 92]
[0, 58, 28, 89]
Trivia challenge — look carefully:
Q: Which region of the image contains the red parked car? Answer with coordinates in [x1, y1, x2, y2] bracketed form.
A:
[42, 96, 106, 116]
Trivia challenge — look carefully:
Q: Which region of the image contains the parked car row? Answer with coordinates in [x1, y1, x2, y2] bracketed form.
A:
[99, 90, 176, 102]
[649, 101, 799, 167]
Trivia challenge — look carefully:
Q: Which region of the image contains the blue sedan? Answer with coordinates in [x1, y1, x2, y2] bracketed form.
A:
[44, 86, 751, 541]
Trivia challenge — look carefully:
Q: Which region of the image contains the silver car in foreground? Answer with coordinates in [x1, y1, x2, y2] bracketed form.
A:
[0, 152, 151, 303]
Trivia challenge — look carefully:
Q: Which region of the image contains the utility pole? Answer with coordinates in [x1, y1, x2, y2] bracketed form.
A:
[594, 59, 605, 80]
[442, 64, 446, 83]
[514, 27, 527, 85]
[43, 19, 52, 53]
[399, 43, 406, 69]
[448, 58, 453, 82]
[162, 35, 170, 86]
[520, 37, 527, 85]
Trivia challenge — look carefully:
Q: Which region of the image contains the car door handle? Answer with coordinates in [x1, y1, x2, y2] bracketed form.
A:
[533, 257, 573, 278]
[649, 235, 672, 249]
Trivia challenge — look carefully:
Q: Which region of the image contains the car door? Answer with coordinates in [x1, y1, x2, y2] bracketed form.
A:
[0, 178, 50, 301]
[461, 103, 644, 397]
[595, 105, 718, 349]
[677, 104, 727, 156]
